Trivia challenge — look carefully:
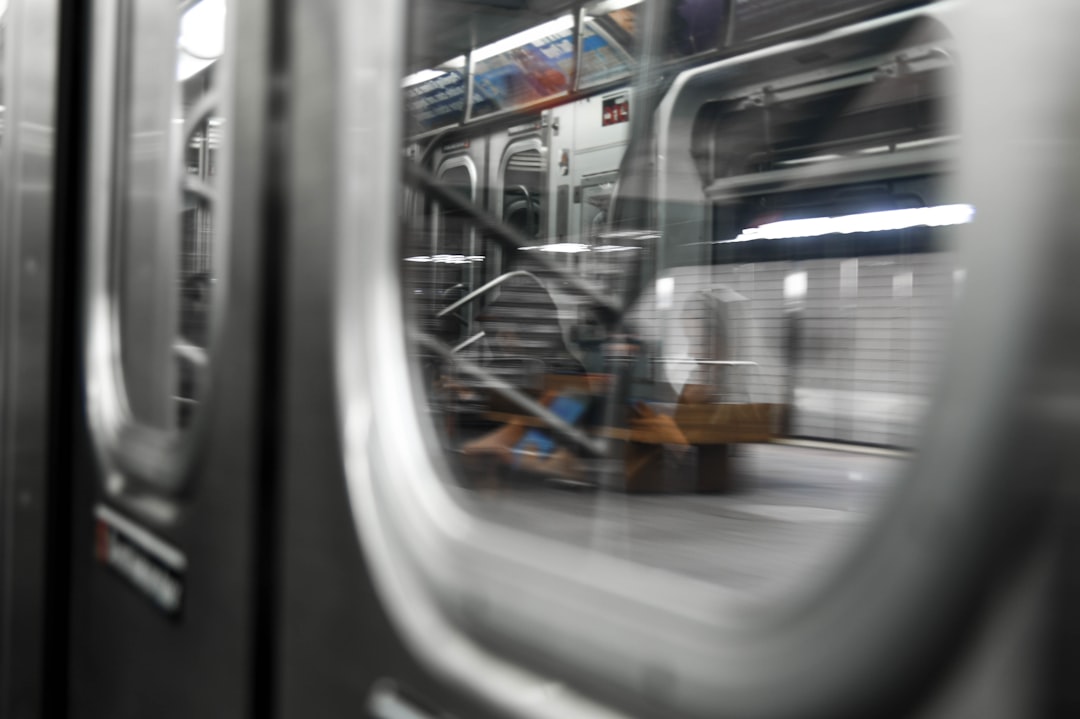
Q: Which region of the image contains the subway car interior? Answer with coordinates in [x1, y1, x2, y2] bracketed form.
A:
[0, 0, 1078, 717]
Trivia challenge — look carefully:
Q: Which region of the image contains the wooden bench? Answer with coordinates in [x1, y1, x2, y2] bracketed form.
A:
[460, 377, 783, 493]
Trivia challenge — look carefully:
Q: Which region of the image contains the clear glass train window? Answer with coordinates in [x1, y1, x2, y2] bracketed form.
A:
[408, 162, 482, 341]
[402, 10, 961, 598]
[580, 0, 732, 90]
[579, 0, 640, 88]
[501, 146, 544, 241]
[115, 0, 225, 432]
[665, 0, 728, 57]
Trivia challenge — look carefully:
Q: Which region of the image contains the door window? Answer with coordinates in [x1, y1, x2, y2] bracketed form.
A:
[86, 0, 229, 490]
[348, 5, 1036, 718]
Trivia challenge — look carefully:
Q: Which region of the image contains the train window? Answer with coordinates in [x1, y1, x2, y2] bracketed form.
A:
[174, 0, 225, 427]
[353, 2, 1061, 717]
[405, 158, 482, 340]
[665, 0, 728, 57]
[115, 0, 224, 431]
[578, 0, 639, 88]
[402, 11, 960, 595]
[85, 0, 228, 489]
[500, 144, 545, 241]
[580, 0, 730, 90]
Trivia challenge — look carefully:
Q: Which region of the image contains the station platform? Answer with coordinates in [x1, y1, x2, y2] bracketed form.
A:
[463, 442, 907, 595]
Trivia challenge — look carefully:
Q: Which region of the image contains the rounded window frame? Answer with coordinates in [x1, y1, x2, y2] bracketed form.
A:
[339, 2, 1071, 718]
[84, 0, 233, 503]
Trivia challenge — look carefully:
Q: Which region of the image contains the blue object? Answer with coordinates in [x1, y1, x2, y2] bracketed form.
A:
[512, 395, 589, 463]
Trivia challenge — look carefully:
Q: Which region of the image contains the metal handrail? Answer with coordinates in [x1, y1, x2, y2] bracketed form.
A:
[452, 331, 485, 353]
[436, 269, 542, 319]
[416, 332, 607, 457]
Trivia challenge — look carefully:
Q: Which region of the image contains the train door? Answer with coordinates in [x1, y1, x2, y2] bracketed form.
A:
[490, 127, 548, 247]
[66, 0, 277, 716]
[435, 153, 481, 332]
[0, 0, 64, 716]
[277, 2, 1075, 719]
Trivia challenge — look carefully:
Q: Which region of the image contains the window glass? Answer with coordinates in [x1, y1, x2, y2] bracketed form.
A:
[401, 8, 960, 597]
[116, 0, 225, 432]
[579, 2, 639, 88]
[405, 163, 482, 340]
[666, 0, 729, 57]
[580, 0, 731, 89]
[731, 0, 902, 44]
[501, 147, 544, 241]
[471, 17, 574, 118]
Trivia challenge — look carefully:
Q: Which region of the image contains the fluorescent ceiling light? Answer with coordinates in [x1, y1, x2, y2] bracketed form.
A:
[404, 255, 485, 264]
[403, 69, 448, 87]
[519, 243, 642, 254]
[859, 135, 958, 155]
[402, 57, 466, 88]
[718, 204, 975, 244]
[520, 243, 590, 253]
[472, 15, 575, 63]
[177, 0, 226, 81]
[598, 230, 660, 241]
[776, 154, 842, 166]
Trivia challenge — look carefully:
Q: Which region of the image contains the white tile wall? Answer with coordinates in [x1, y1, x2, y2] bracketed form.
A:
[624, 252, 957, 448]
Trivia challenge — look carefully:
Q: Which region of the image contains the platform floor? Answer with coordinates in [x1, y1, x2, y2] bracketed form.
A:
[460, 443, 907, 596]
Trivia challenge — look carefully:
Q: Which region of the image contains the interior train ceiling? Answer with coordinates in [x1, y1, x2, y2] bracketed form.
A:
[405, 0, 580, 72]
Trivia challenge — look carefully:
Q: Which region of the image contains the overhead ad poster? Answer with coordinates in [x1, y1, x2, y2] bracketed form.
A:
[404, 23, 636, 132]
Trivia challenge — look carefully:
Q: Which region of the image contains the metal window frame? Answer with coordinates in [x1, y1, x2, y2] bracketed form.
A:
[337, 1, 1075, 717]
[83, 0, 235, 506]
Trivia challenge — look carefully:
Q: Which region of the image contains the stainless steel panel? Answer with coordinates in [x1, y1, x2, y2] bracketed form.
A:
[68, 0, 272, 715]
[337, 2, 1070, 719]
[0, 0, 60, 716]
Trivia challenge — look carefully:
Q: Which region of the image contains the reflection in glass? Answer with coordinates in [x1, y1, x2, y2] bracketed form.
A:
[115, 0, 225, 431]
[174, 0, 224, 427]
[580, 1, 640, 88]
[502, 148, 544, 241]
[400, 7, 961, 597]
[471, 16, 574, 117]
[175, 111, 219, 427]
